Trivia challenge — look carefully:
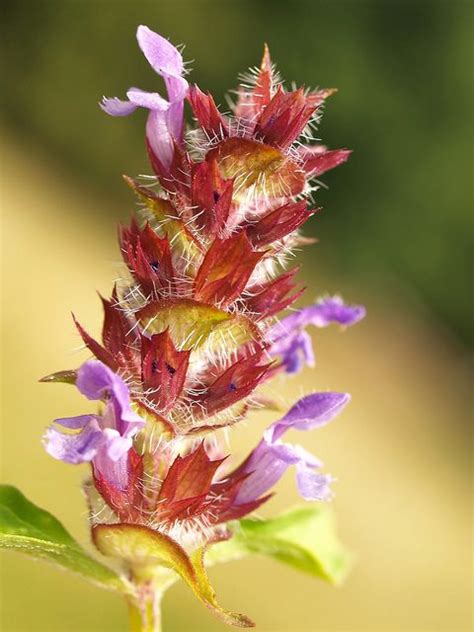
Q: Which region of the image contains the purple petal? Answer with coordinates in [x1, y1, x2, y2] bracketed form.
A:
[76, 360, 142, 427]
[93, 442, 131, 490]
[234, 392, 348, 503]
[266, 392, 350, 442]
[161, 73, 188, 104]
[135, 27, 188, 107]
[268, 296, 365, 374]
[304, 296, 366, 327]
[146, 109, 174, 169]
[76, 360, 119, 399]
[165, 100, 185, 142]
[296, 465, 334, 501]
[45, 361, 144, 484]
[126, 87, 169, 111]
[136, 25, 184, 80]
[269, 330, 314, 374]
[273, 296, 365, 337]
[101, 429, 133, 461]
[54, 414, 98, 430]
[100, 97, 138, 117]
[235, 440, 290, 504]
[101, 26, 188, 169]
[44, 419, 102, 465]
[236, 439, 328, 504]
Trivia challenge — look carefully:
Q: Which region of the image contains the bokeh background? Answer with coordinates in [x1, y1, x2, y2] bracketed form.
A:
[1, 1, 472, 631]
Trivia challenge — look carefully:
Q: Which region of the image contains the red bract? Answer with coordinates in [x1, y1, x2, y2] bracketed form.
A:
[140, 329, 190, 413]
[254, 86, 317, 150]
[301, 147, 352, 177]
[100, 291, 140, 370]
[234, 43, 275, 122]
[95, 441, 271, 529]
[146, 137, 192, 196]
[74, 291, 139, 374]
[73, 313, 118, 370]
[191, 159, 234, 235]
[194, 231, 265, 305]
[246, 200, 315, 247]
[192, 350, 271, 418]
[243, 267, 304, 320]
[120, 220, 174, 296]
[188, 85, 229, 139]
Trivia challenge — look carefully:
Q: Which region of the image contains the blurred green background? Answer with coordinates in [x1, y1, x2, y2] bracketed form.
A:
[0, 1, 472, 631]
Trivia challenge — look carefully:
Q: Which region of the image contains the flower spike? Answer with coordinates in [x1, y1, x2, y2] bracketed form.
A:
[39, 26, 365, 631]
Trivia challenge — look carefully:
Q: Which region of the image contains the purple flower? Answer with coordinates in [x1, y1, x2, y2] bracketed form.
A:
[100, 25, 188, 169]
[269, 296, 366, 374]
[44, 360, 144, 489]
[235, 392, 350, 503]
[268, 330, 314, 374]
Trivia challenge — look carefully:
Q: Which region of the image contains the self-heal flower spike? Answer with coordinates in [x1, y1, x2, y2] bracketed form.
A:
[39, 25, 365, 631]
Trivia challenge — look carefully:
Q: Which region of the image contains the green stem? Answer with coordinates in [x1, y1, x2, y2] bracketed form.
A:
[128, 586, 163, 632]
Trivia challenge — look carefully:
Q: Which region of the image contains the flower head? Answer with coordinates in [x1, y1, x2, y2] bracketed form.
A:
[42, 26, 365, 628]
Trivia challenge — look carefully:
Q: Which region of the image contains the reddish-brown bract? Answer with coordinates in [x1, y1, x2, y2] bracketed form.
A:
[120, 220, 174, 296]
[191, 159, 233, 235]
[194, 231, 265, 305]
[188, 86, 229, 139]
[141, 330, 190, 413]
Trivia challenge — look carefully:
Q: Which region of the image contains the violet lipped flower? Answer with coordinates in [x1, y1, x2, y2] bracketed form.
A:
[44, 360, 144, 489]
[235, 392, 350, 503]
[100, 25, 188, 169]
[269, 296, 366, 374]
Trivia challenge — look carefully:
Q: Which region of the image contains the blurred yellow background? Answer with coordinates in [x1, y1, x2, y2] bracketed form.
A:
[1, 1, 472, 631]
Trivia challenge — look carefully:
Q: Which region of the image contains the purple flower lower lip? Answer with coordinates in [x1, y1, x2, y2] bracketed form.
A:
[99, 97, 139, 117]
[45, 416, 102, 465]
[234, 392, 349, 503]
[44, 360, 143, 488]
[126, 88, 169, 111]
[268, 295, 366, 374]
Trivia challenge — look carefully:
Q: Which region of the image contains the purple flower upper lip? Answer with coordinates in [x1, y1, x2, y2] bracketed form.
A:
[269, 295, 366, 374]
[100, 25, 188, 168]
[44, 360, 143, 488]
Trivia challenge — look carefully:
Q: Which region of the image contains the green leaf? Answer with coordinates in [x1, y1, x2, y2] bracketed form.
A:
[0, 485, 125, 591]
[207, 505, 352, 585]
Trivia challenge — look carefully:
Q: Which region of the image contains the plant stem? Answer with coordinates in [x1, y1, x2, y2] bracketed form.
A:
[128, 586, 163, 632]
